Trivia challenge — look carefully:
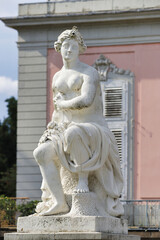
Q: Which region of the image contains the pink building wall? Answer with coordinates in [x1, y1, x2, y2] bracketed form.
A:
[47, 43, 160, 200]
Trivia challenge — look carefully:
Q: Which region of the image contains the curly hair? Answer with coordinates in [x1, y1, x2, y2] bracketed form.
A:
[54, 26, 87, 54]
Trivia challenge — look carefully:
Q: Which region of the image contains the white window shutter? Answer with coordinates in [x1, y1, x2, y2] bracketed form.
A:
[104, 88, 123, 118]
[93, 55, 134, 200]
[101, 80, 128, 199]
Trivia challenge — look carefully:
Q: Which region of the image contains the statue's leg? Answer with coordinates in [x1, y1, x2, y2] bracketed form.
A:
[64, 126, 90, 193]
[33, 141, 69, 215]
[74, 172, 89, 193]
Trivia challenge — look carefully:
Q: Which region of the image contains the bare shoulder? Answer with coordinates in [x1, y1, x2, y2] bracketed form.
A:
[53, 70, 61, 80]
[81, 62, 99, 81]
[52, 70, 62, 90]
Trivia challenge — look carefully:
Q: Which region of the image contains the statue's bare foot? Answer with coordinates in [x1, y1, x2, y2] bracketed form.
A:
[74, 181, 89, 193]
[40, 202, 69, 216]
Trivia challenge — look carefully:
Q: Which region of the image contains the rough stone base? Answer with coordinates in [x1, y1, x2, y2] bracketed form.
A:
[17, 216, 128, 234]
[4, 232, 140, 240]
[69, 193, 99, 216]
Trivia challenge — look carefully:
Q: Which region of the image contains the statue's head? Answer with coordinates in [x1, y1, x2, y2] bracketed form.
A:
[54, 26, 87, 54]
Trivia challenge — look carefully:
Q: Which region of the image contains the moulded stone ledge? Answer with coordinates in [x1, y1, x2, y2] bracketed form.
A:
[4, 232, 141, 240]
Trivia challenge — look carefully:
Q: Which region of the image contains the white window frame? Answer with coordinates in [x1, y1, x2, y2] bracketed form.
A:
[93, 55, 134, 200]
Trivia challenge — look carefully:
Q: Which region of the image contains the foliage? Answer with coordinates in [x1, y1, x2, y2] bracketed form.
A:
[0, 195, 17, 227]
[0, 195, 39, 227]
[0, 165, 16, 197]
[0, 97, 17, 196]
[17, 200, 39, 216]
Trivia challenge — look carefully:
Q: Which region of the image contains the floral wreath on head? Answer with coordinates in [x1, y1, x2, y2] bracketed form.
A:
[54, 26, 87, 54]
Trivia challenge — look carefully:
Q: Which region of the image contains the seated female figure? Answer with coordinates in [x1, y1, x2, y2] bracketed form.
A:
[33, 26, 124, 217]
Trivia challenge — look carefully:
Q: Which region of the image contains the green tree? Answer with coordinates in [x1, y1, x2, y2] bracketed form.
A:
[0, 97, 17, 196]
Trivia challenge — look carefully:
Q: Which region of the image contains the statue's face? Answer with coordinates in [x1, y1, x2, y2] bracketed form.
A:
[61, 38, 79, 62]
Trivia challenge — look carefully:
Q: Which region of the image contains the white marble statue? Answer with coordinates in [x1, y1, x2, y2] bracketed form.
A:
[33, 26, 124, 217]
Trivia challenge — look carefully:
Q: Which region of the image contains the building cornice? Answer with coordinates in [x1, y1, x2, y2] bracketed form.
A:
[2, 8, 160, 29]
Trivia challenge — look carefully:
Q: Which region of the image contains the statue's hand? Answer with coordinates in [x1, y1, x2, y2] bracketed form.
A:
[47, 121, 56, 129]
[55, 99, 66, 110]
[53, 94, 65, 110]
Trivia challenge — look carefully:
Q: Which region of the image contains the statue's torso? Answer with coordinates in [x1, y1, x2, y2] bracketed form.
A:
[53, 66, 105, 124]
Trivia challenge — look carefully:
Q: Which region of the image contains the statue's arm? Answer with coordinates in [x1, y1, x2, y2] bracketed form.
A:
[57, 69, 99, 110]
[47, 73, 60, 128]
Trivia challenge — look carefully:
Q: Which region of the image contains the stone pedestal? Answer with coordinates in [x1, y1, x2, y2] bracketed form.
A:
[4, 195, 140, 240]
[4, 216, 140, 240]
[4, 195, 141, 240]
[4, 232, 140, 240]
[17, 216, 128, 234]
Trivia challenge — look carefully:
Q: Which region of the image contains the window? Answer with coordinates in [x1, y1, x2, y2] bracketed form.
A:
[93, 55, 134, 199]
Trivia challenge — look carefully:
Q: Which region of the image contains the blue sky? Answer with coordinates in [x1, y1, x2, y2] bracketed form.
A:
[0, 0, 46, 121]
